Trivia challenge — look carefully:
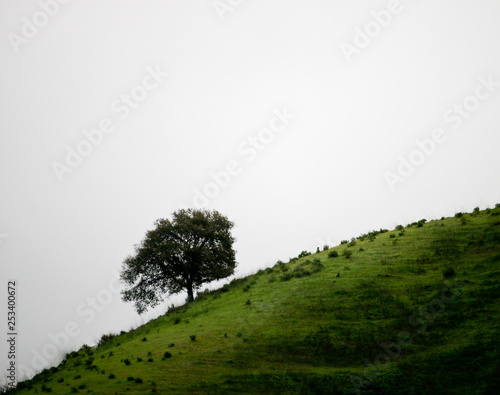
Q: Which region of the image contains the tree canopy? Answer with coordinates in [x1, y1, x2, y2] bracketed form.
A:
[120, 209, 236, 314]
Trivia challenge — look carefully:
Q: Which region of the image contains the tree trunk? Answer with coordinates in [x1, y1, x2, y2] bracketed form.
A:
[186, 285, 194, 303]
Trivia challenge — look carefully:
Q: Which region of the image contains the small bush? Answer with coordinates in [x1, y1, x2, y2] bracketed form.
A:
[389, 234, 396, 238]
[141, 337, 147, 342]
[41, 383, 52, 393]
[127, 376, 135, 381]
[473, 207, 480, 215]
[323, 245, 329, 251]
[97, 333, 116, 347]
[342, 250, 352, 259]
[168, 343, 175, 347]
[443, 267, 456, 278]
[298, 250, 310, 258]
[237, 331, 243, 337]
[399, 232, 405, 236]
[328, 250, 339, 258]
[280, 272, 293, 281]
[340, 240, 348, 245]
[73, 375, 81, 380]
[57, 378, 64, 383]
[162, 352, 172, 359]
[108, 373, 115, 379]
[174, 317, 181, 325]
[461, 217, 467, 225]
[265, 267, 273, 274]
[135, 378, 143, 384]
[148, 358, 154, 362]
[136, 357, 142, 362]
[190, 335, 196, 341]
[77, 383, 86, 390]
[455, 212, 464, 218]
[245, 299, 251, 305]
[123, 358, 131, 366]
[396, 225, 404, 230]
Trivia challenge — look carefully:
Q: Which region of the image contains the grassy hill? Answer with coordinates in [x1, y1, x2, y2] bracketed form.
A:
[7, 207, 500, 394]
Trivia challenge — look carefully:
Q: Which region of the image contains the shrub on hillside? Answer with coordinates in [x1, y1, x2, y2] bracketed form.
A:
[455, 212, 464, 218]
[443, 267, 456, 278]
[323, 245, 329, 251]
[328, 250, 339, 258]
[342, 250, 352, 259]
[298, 250, 310, 258]
[340, 240, 348, 245]
[97, 333, 117, 347]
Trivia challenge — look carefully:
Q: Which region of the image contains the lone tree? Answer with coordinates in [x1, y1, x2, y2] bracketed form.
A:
[120, 209, 236, 313]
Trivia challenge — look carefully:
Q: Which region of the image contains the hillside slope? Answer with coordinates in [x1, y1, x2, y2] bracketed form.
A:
[7, 207, 500, 394]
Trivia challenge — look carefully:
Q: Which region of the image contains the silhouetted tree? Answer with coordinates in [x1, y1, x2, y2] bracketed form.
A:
[121, 209, 236, 313]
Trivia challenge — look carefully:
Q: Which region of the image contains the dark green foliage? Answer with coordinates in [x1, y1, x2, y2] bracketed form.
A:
[245, 299, 251, 305]
[141, 337, 147, 342]
[162, 352, 172, 359]
[328, 250, 338, 258]
[123, 358, 131, 366]
[323, 245, 329, 251]
[77, 383, 86, 390]
[135, 378, 143, 384]
[73, 375, 81, 380]
[97, 333, 116, 347]
[168, 343, 175, 347]
[443, 267, 456, 278]
[148, 358, 154, 362]
[127, 377, 134, 381]
[340, 240, 348, 245]
[40, 384, 51, 393]
[342, 250, 352, 259]
[121, 209, 237, 311]
[455, 212, 464, 218]
[298, 250, 310, 258]
[136, 357, 142, 362]
[190, 335, 197, 341]
[389, 233, 396, 238]
[56, 378, 63, 383]
[396, 225, 404, 230]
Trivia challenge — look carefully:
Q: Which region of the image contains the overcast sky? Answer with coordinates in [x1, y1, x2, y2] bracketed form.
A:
[1, 0, 500, 384]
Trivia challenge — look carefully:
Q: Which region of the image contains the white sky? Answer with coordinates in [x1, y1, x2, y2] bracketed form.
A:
[1, 0, 500, 384]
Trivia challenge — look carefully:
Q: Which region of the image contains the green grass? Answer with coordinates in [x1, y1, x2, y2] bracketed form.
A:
[7, 207, 500, 394]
